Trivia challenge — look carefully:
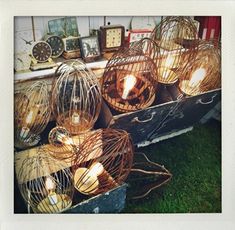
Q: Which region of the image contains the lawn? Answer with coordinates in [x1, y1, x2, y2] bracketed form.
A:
[123, 119, 221, 213]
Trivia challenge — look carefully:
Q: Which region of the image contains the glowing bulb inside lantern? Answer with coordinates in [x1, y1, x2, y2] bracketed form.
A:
[72, 112, 80, 125]
[45, 177, 58, 205]
[122, 75, 137, 100]
[25, 110, 33, 124]
[165, 55, 175, 68]
[89, 162, 104, 177]
[189, 68, 206, 87]
[56, 132, 73, 145]
[20, 110, 34, 138]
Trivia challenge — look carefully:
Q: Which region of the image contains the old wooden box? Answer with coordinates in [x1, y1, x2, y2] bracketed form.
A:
[97, 88, 221, 146]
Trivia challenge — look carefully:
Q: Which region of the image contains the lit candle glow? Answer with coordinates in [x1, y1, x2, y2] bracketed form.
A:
[122, 75, 137, 100]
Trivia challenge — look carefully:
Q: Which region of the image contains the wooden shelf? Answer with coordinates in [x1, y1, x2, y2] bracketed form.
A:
[14, 58, 108, 83]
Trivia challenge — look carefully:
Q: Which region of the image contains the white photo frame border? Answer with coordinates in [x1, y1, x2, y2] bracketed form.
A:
[0, 0, 235, 229]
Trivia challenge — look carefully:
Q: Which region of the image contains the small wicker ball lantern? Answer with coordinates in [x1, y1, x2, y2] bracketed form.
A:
[16, 147, 74, 213]
[52, 60, 102, 134]
[72, 128, 134, 196]
[102, 38, 157, 113]
[178, 40, 221, 96]
[47, 126, 77, 161]
[152, 16, 199, 84]
[14, 81, 51, 149]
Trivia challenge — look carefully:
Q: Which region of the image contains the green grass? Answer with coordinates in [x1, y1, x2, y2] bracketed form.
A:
[123, 119, 221, 213]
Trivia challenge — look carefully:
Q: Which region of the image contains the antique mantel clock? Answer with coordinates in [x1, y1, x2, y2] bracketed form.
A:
[30, 41, 56, 70]
[99, 25, 125, 52]
[14, 29, 42, 72]
[44, 35, 65, 58]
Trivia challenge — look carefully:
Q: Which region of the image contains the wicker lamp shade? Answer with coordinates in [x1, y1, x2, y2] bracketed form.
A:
[178, 40, 221, 96]
[102, 38, 158, 113]
[47, 126, 90, 162]
[16, 147, 74, 213]
[72, 128, 134, 196]
[152, 16, 199, 84]
[14, 81, 51, 149]
[52, 60, 102, 134]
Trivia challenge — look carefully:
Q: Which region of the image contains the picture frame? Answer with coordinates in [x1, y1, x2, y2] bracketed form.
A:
[79, 36, 101, 62]
[1, 0, 235, 229]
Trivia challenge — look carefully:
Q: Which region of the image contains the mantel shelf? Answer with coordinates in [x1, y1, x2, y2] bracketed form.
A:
[14, 58, 108, 83]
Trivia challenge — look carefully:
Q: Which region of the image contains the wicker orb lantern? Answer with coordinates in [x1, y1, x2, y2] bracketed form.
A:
[179, 40, 221, 96]
[72, 128, 134, 196]
[14, 81, 51, 149]
[52, 60, 102, 134]
[47, 126, 89, 161]
[152, 16, 199, 84]
[47, 126, 76, 161]
[16, 147, 74, 213]
[102, 38, 157, 113]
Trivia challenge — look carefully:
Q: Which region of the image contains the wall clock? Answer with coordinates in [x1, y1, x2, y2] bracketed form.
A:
[14, 52, 31, 72]
[99, 25, 125, 52]
[79, 36, 101, 62]
[15, 29, 42, 54]
[44, 35, 64, 58]
[31, 41, 52, 63]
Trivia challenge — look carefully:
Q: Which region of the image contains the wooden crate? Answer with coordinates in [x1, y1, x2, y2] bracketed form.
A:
[97, 88, 221, 147]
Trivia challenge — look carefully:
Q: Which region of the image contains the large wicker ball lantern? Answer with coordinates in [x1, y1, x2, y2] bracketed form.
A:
[16, 147, 74, 213]
[102, 38, 158, 113]
[72, 128, 134, 196]
[152, 16, 199, 84]
[52, 60, 102, 134]
[14, 81, 51, 149]
[179, 40, 221, 96]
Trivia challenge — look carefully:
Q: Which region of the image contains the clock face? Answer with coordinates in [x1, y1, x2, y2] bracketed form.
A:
[100, 25, 125, 52]
[106, 28, 122, 48]
[64, 38, 80, 51]
[80, 36, 101, 62]
[129, 30, 152, 43]
[32, 41, 52, 62]
[46, 36, 64, 58]
[14, 52, 31, 72]
[14, 30, 42, 54]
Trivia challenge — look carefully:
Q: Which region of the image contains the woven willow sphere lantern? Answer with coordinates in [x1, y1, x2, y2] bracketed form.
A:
[52, 60, 102, 134]
[14, 81, 51, 149]
[16, 147, 74, 213]
[47, 126, 76, 161]
[152, 16, 199, 84]
[102, 38, 158, 113]
[72, 128, 134, 196]
[178, 40, 221, 96]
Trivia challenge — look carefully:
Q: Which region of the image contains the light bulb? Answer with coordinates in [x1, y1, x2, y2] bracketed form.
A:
[89, 162, 104, 177]
[72, 112, 80, 125]
[45, 176, 55, 191]
[189, 68, 206, 87]
[122, 75, 137, 100]
[56, 132, 73, 145]
[25, 110, 34, 124]
[45, 176, 58, 205]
